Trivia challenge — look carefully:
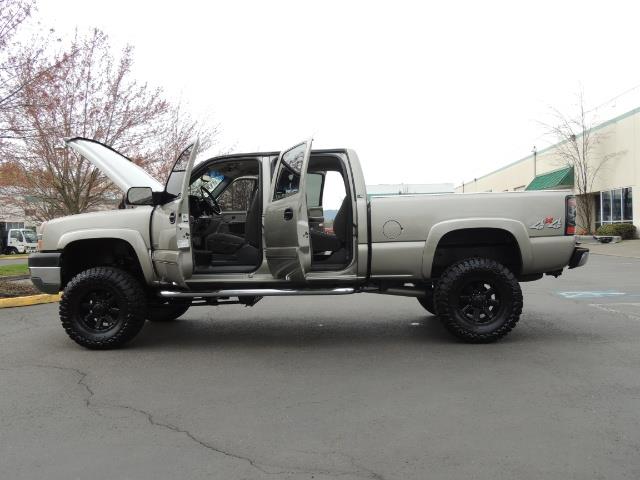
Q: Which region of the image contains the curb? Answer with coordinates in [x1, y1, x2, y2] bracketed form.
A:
[0, 293, 61, 309]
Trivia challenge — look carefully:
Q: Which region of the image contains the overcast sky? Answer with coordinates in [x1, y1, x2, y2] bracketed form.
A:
[34, 0, 640, 187]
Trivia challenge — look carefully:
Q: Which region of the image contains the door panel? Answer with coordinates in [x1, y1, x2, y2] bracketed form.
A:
[151, 140, 199, 286]
[220, 211, 248, 235]
[264, 140, 313, 280]
[308, 206, 325, 231]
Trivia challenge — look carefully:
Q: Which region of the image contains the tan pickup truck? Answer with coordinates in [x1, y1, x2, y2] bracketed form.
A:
[29, 138, 588, 349]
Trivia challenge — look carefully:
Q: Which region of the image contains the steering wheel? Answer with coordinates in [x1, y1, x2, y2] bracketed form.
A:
[200, 185, 222, 215]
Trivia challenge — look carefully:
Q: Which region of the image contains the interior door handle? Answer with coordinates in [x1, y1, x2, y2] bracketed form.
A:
[283, 208, 293, 221]
[169, 212, 176, 224]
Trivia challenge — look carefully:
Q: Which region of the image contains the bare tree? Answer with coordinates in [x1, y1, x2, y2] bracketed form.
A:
[0, 0, 36, 145]
[545, 91, 618, 234]
[2, 29, 171, 220]
[141, 101, 221, 184]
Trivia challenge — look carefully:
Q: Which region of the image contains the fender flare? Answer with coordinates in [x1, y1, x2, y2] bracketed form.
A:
[421, 218, 533, 278]
[57, 228, 155, 283]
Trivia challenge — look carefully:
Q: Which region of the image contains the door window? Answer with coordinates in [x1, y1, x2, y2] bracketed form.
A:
[166, 145, 194, 196]
[306, 173, 323, 207]
[10, 230, 23, 242]
[218, 178, 257, 211]
[273, 143, 307, 200]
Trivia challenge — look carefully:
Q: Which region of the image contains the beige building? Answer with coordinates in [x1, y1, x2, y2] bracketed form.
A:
[456, 106, 640, 231]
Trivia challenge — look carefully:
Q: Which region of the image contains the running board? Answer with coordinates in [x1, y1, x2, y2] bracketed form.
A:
[159, 287, 355, 298]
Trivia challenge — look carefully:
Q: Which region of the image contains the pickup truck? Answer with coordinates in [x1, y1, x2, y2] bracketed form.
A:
[29, 137, 589, 349]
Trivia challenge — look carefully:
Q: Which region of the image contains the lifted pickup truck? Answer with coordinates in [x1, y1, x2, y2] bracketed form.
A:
[29, 138, 588, 349]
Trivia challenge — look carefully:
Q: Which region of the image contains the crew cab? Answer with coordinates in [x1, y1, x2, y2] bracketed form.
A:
[29, 138, 588, 349]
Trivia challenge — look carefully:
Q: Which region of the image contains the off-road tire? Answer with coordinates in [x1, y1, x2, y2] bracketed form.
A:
[434, 257, 522, 343]
[60, 267, 147, 349]
[417, 285, 437, 315]
[146, 301, 190, 322]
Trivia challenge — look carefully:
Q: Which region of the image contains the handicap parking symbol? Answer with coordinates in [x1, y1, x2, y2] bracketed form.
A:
[557, 291, 626, 299]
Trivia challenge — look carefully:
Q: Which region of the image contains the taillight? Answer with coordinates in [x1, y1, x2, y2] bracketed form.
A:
[565, 196, 576, 235]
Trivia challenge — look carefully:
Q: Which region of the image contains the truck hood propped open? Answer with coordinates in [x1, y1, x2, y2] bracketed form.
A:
[65, 137, 164, 192]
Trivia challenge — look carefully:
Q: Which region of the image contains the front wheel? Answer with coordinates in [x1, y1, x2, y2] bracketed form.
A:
[59, 267, 147, 349]
[434, 258, 522, 343]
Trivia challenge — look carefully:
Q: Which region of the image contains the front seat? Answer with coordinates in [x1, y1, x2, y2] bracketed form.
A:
[206, 192, 261, 265]
[310, 196, 350, 264]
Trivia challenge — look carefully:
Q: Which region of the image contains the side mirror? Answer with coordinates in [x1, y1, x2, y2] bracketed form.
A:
[126, 187, 154, 206]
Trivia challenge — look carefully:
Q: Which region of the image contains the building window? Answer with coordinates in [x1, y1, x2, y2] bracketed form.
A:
[623, 187, 633, 220]
[597, 187, 633, 228]
[602, 191, 611, 222]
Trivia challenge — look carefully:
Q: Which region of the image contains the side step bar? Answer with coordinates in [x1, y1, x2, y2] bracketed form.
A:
[159, 287, 355, 298]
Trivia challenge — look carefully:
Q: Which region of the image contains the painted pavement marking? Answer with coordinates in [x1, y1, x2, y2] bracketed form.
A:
[557, 291, 627, 299]
[589, 303, 640, 321]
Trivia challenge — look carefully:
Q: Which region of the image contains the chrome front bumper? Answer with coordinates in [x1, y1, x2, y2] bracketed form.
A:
[28, 252, 61, 294]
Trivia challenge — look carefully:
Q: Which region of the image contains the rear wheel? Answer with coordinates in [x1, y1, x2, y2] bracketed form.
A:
[146, 300, 190, 322]
[59, 267, 147, 349]
[434, 257, 522, 343]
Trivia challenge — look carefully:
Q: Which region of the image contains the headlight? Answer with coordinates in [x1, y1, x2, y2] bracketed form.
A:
[37, 222, 47, 251]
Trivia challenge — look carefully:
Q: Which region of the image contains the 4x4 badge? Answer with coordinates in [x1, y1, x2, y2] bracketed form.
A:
[530, 217, 562, 230]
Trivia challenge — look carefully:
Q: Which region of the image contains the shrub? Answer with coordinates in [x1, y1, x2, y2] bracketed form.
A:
[596, 223, 637, 240]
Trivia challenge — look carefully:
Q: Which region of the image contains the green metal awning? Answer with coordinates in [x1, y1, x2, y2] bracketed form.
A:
[526, 166, 574, 191]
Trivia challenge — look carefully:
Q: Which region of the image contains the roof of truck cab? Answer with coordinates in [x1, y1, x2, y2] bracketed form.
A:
[199, 148, 349, 162]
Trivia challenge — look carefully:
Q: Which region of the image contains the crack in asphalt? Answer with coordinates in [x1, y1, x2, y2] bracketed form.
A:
[25, 363, 386, 480]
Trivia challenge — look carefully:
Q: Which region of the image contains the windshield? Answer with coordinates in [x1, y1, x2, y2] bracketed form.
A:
[21, 230, 37, 243]
[190, 169, 226, 197]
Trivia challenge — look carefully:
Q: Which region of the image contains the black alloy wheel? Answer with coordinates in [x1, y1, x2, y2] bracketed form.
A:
[77, 288, 123, 332]
[456, 280, 501, 325]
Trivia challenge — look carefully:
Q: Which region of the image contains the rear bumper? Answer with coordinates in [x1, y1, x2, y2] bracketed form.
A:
[568, 247, 589, 269]
[28, 252, 61, 294]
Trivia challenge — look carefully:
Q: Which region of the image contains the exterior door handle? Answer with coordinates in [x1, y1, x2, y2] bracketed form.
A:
[283, 208, 293, 221]
[169, 212, 176, 224]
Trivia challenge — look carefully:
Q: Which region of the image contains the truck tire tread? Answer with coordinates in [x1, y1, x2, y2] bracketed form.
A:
[60, 267, 146, 349]
[434, 257, 522, 343]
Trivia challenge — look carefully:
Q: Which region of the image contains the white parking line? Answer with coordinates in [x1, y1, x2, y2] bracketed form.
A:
[589, 303, 640, 320]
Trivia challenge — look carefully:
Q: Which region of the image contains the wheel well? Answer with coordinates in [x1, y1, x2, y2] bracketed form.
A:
[431, 228, 522, 278]
[60, 238, 145, 288]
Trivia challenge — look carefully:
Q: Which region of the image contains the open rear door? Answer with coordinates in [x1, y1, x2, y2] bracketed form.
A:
[264, 139, 313, 280]
[151, 139, 200, 287]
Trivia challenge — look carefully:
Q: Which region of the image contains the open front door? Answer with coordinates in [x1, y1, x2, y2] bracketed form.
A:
[264, 139, 313, 280]
[151, 139, 200, 287]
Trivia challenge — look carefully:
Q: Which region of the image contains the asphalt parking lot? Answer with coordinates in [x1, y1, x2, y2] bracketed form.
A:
[1, 253, 639, 480]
